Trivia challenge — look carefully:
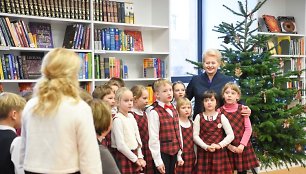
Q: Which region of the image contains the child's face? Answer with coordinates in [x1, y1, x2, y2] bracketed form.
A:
[11, 110, 22, 129]
[223, 87, 240, 104]
[134, 90, 149, 110]
[178, 104, 191, 118]
[173, 84, 185, 100]
[203, 96, 217, 112]
[118, 91, 134, 114]
[156, 84, 173, 104]
[102, 92, 115, 107]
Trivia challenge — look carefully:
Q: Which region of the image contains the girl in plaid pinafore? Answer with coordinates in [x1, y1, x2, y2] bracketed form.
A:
[220, 82, 259, 174]
[111, 87, 146, 173]
[175, 97, 196, 174]
[131, 85, 154, 174]
[193, 90, 234, 174]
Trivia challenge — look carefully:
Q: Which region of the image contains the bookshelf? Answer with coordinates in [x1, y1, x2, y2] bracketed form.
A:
[257, 0, 306, 104]
[0, 0, 170, 93]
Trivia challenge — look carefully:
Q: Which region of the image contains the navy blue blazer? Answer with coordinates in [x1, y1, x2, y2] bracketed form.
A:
[186, 70, 234, 119]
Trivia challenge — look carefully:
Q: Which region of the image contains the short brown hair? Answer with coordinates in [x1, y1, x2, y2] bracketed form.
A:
[88, 99, 112, 134]
[107, 77, 125, 88]
[92, 84, 114, 100]
[153, 78, 172, 92]
[0, 92, 26, 120]
[131, 85, 146, 99]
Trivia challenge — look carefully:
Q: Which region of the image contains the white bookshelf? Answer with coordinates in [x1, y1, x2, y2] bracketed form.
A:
[258, 0, 306, 104]
[0, 0, 170, 92]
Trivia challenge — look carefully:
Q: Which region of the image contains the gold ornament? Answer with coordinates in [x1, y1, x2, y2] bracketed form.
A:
[261, 91, 267, 103]
[235, 67, 243, 77]
[283, 119, 290, 128]
[295, 144, 303, 153]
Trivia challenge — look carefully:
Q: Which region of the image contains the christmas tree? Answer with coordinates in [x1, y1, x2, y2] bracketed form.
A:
[188, 0, 306, 169]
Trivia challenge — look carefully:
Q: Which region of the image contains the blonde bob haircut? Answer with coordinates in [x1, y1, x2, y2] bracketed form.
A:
[87, 99, 112, 135]
[33, 48, 81, 116]
[176, 97, 192, 112]
[222, 82, 241, 99]
[115, 87, 132, 103]
[203, 49, 222, 65]
[0, 92, 26, 120]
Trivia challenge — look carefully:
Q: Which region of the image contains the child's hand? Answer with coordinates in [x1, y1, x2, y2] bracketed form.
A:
[227, 144, 237, 153]
[236, 144, 245, 153]
[211, 143, 222, 150]
[177, 160, 184, 166]
[207, 145, 215, 152]
[139, 158, 146, 167]
[241, 105, 251, 117]
[157, 164, 166, 174]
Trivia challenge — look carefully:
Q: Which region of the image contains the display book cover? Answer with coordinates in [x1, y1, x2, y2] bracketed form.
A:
[28, 22, 54, 48]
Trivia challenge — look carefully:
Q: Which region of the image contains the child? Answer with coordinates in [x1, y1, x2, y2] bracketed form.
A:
[92, 84, 116, 114]
[172, 81, 186, 106]
[111, 87, 146, 173]
[0, 92, 26, 174]
[175, 97, 196, 174]
[108, 77, 126, 88]
[20, 48, 102, 174]
[219, 82, 259, 174]
[148, 78, 182, 174]
[131, 85, 154, 174]
[193, 90, 234, 174]
[88, 99, 121, 174]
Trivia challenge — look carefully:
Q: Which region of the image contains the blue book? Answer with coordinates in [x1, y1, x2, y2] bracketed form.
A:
[109, 28, 115, 50]
[105, 28, 111, 50]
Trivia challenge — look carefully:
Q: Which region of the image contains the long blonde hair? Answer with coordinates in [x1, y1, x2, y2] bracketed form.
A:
[33, 48, 81, 116]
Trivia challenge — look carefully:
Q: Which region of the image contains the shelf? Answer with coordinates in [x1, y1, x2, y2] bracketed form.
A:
[94, 50, 169, 55]
[94, 78, 159, 82]
[0, 13, 91, 24]
[0, 79, 94, 83]
[0, 47, 92, 52]
[258, 32, 305, 37]
[93, 21, 168, 31]
[271, 55, 305, 58]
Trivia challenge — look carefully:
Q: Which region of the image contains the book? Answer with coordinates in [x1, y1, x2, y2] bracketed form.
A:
[277, 36, 291, 55]
[258, 17, 269, 32]
[262, 15, 281, 33]
[124, 30, 143, 51]
[277, 16, 297, 33]
[29, 22, 54, 48]
[21, 52, 44, 79]
[267, 39, 277, 55]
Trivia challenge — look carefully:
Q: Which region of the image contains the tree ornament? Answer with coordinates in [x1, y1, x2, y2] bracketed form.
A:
[271, 73, 276, 86]
[295, 90, 302, 100]
[235, 67, 243, 77]
[283, 119, 290, 128]
[224, 35, 231, 44]
[295, 144, 303, 153]
[261, 91, 267, 103]
[279, 58, 284, 69]
[234, 34, 240, 44]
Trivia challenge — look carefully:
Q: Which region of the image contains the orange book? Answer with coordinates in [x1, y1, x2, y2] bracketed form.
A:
[263, 15, 281, 33]
[124, 30, 143, 51]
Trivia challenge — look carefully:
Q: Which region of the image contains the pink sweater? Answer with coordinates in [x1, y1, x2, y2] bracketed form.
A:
[219, 103, 252, 146]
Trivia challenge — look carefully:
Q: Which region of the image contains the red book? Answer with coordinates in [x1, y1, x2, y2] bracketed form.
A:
[124, 30, 144, 51]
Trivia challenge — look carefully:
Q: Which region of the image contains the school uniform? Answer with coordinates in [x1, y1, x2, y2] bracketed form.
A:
[131, 108, 154, 174]
[193, 113, 234, 174]
[220, 105, 259, 172]
[111, 112, 143, 173]
[176, 120, 195, 174]
[148, 101, 182, 174]
[0, 126, 17, 174]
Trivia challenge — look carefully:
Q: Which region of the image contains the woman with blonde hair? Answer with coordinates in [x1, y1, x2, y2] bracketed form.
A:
[20, 48, 102, 174]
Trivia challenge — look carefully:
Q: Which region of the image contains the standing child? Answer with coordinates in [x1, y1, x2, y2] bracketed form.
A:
[172, 81, 186, 107]
[88, 99, 121, 174]
[219, 82, 259, 174]
[193, 90, 234, 174]
[175, 97, 196, 174]
[148, 78, 182, 174]
[92, 84, 116, 114]
[111, 87, 146, 173]
[0, 92, 26, 174]
[131, 85, 154, 174]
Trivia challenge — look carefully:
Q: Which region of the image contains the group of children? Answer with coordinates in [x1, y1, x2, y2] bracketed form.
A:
[0, 76, 259, 174]
[88, 77, 259, 174]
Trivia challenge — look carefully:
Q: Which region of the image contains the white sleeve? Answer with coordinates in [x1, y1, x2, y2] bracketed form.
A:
[10, 137, 24, 174]
[112, 118, 138, 162]
[76, 105, 103, 174]
[148, 110, 163, 167]
[218, 114, 234, 147]
[193, 114, 208, 150]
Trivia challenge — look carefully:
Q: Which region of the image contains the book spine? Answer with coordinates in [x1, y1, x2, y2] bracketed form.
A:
[4, 0, 12, 14]
[24, 0, 30, 15]
[85, 0, 89, 20]
[41, 0, 47, 17]
[28, 0, 35, 16]
[0, 0, 6, 13]
[58, 0, 63, 18]
[0, 55, 4, 80]
[19, 0, 25, 15]
[4, 17, 20, 47]
[0, 17, 13, 46]
[1, 55, 8, 79]
[11, 0, 16, 14]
